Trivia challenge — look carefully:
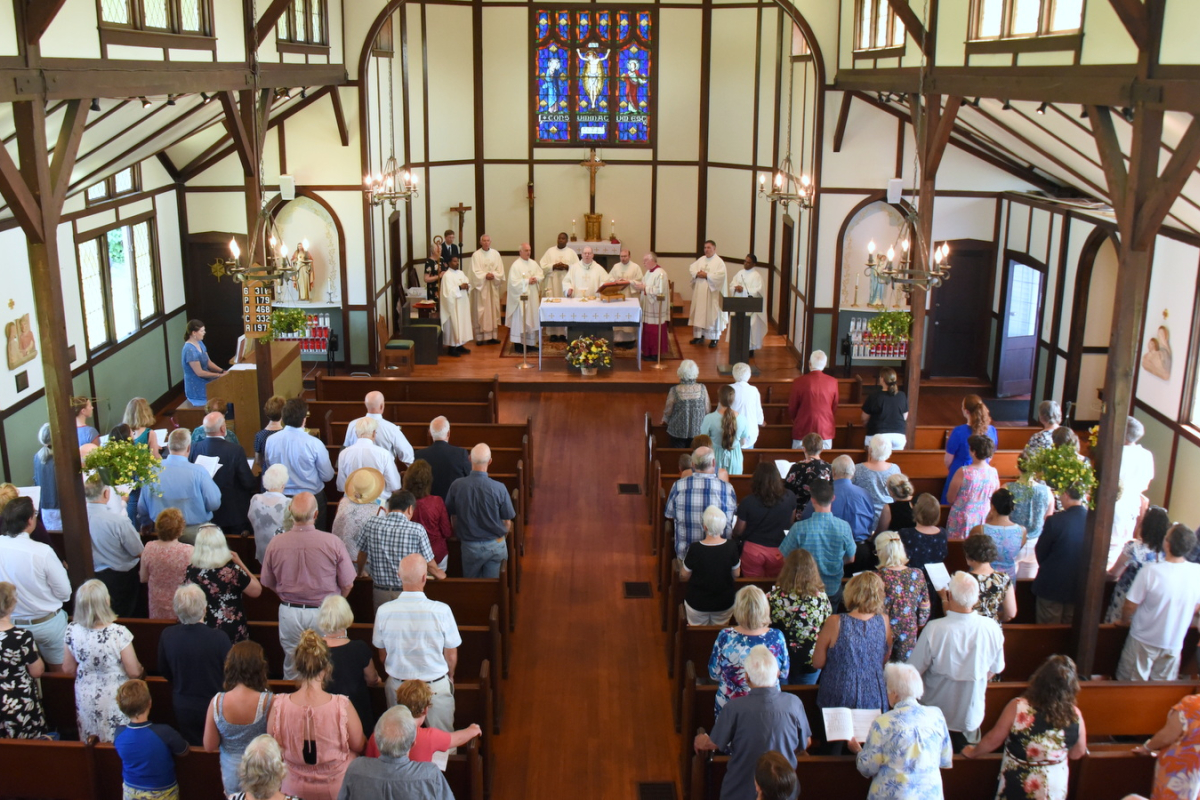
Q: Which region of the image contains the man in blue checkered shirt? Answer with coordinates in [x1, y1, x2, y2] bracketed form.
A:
[664, 447, 738, 560]
[780, 478, 855, 607]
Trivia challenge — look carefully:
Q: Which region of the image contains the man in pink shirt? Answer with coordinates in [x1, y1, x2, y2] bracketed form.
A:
[787, 350, 840, 449]
[260, 492, 357, 679]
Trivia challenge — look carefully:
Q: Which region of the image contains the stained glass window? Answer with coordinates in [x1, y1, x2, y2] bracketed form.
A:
[534, 7, 654, 146]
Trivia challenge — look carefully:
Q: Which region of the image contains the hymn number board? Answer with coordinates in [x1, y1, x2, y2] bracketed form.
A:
[243, 281, 274, 338]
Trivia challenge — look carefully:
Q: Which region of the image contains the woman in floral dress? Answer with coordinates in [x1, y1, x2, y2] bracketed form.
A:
[874, 532, 930, 662]
[964, 534, 1017, 622]
[785, 432, 832, 512]
[768, 549, 832, 685]
[0, 582, 49, 738]
[1105, 506, 1168, 623]
[185, 525, 262, 643]
[138, 508, 194, 619]
[963, 655, 1087, 799]
[1135, 691, 1200, 800]
[708, 585, 789, 718]
[946, 435, 1000, 541]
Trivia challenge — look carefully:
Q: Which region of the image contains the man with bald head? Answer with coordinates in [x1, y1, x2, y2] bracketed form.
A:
[506, 242, 544, 352]
[414, 417, 471, 500]
[261, 491, 356, 679]
[189, 411, 256, 537]
[563, 246, 607, 299]
[373, 553, 462, 731]
[444, 444, 516, 579]
[470, 233, 505, 345]
[344, 391, 415, 466]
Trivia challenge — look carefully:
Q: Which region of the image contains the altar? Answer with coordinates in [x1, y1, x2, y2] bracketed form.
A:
[539, 298, 642, 370]
[566, 240, 623, 257]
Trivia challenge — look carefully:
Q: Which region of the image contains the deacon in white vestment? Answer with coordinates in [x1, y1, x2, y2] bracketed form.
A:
[635, 252, 670, 358]
[688, 239, 727, 347]
[439, 255, 473, 355]
[471, 234, 505, 345]
[563, 247, 608, 299]
[506, 243, 544, 349]
[607, 249, 644, 345]
[539, 232, 579, 341]
[727, 254, 767, 353]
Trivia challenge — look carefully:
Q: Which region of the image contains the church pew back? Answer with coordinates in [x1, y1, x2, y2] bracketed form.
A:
[0, 739, 96, 800]
[311, 399, 493, 427]
[316, 374, 499, 406]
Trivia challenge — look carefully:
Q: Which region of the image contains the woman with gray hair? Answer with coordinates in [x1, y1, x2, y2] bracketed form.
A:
[158, 583, 232, 744]
[847, 663, 953, 798]
[230, 734, 297, 800]
[708, 585, 789, 718]
[249, 464, 292, 564]
[185, 525, 261, 643]
[62, 579, 143, 741]
[663, 359, 712, 448]
[1023, 400, 1062, 458]
[681, 506, 741, 625]
[728, 363, 764, 449]
[854, 437, 902, 531]
[32, 423, 61, 531]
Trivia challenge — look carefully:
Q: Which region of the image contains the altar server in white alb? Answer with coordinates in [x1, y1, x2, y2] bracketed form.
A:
[506, 242, 544, 352]
[607, 248, 643, 347]
[439, 255, 473, 357]
[539, 232, 579, 341]
[688, 239, 727, 348]
[471, 234, 505, 345]
[635, 252, 670, 359]
[727, 253, 767, 356]
[563, 246, 608, 299]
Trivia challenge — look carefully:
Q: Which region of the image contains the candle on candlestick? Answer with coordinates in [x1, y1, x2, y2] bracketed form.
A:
[610, 219, 615, 238]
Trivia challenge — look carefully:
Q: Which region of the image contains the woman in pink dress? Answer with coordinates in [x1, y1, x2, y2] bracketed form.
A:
[267, 630, 364, 800]
[138, 508, 193, 619]
[946, 435, 1000, 541]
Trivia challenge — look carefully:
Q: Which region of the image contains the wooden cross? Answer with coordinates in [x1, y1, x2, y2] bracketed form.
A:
[580, 148, 606, 212]
[449, 202, 472, 245]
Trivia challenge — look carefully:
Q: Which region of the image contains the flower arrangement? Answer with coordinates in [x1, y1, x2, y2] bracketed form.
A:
[1022, 443, 1097, 507]
[1088, 425, 1099, 450]
[83, 438, 161, 491]
[261, 307, 308, 343]
[565, 335, 613, 370]
[867, 310, 912, 340]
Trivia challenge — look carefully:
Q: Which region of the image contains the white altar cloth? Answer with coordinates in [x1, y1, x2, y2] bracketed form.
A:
[537, 298, 642, 370]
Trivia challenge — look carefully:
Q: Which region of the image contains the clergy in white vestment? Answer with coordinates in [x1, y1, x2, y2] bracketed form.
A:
[727, 254, 767, 353]
[688, 239, 727, 347]
[439, 255, 473, 356]
[728, 363, 765, 448]
[635, 252, 670, 358]
[539, 232, 578, 341]
[471, 234, 505, 345]
[607, 249, 644, 345]
[563, 246, 608, 298]
[506, 242, 544, 350]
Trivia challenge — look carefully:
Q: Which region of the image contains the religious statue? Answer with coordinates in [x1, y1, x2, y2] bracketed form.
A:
[866, 265, 887, 308]
[577, 47, 609, 110]
[5, 313, 36, 370]
[295, 259, 313, 302]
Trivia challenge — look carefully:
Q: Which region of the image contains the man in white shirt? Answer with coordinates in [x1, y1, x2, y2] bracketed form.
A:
[343, 391, 415, 467]
[1117, 523, 1200, 681]
[910, 571, 1005, 752]
[470, 234, 505, 345]
[688, 239, 727, 348]
[607, 248, 643, 347]
[337, 418, 403, 502]
[727, 253, 767, 355]
[0, 496, 71, 670]
[539, 232, 579, 341]
[373, 553, 462, 732]
[505, 243, 544, 352]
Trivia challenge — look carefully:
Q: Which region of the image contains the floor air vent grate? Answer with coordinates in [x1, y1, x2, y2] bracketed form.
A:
[624, 581, 653, 599]
[636, 782, 676, 800]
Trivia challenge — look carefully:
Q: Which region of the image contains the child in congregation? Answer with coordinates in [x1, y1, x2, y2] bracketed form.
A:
[113, 679, 190, 800]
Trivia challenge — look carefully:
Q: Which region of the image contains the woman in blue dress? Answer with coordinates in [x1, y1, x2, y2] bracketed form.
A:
[942, 394, 997, 503]
[182, 319, 225, 408]
[71, 396, 99, 447]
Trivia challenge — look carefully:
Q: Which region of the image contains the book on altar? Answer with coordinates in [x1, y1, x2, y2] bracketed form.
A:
[821, 707, 881, 742]
[598, 281, 630, 302]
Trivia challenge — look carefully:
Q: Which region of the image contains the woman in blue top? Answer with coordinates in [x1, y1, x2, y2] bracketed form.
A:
[941, 394, 997, 503]
[71, 396, 100, 447]
[182, 320, 224, 407]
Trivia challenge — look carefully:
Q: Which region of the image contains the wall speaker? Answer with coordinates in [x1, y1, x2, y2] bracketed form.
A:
[280, 175, 296, 201]
[887, 179, 903, 205]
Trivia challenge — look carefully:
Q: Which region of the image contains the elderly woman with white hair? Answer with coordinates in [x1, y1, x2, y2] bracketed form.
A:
[32, 422, 61, 531]
[338, 707, 456, 800]
[158, 583, 233, 744]
[249, 464, 292, 564]
[727, 363, 764, 449]
[681, 506, 742, 625]
[1023, 399, 1062, 459]
[320, 594, 382, 734]
[847, 663, 953, 799]
[229, 734, 297, 800]
[663, 359, 712, 448]
[709, 585, 790, 718]
[62, 579, 143, 741]
[185, 524, 262, 643]
[853, 437, 902, 532]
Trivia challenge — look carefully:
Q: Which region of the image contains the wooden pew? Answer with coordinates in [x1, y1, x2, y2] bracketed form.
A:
[0, 739, 96, 799]
[316, 375, 499, 415]
[762, 376, 863, 405]
[312, 399, 495, 428]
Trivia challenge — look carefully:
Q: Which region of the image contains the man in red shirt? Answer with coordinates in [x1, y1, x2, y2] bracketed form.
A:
[787, 350, 840, 448]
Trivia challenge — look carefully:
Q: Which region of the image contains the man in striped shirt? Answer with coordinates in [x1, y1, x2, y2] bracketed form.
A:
[664, 447, 737, 561]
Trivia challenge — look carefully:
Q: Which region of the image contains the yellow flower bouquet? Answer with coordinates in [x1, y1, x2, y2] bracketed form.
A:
[565, 335, 613, 369]
[1023, 442, 1097, 507]
[83, 438, 162, 490]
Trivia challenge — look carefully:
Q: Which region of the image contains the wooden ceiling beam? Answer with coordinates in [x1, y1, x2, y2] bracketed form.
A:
[881, 0, 929, 56]
[23, 0, 70, 45]
[1087, 105, 1130, 224]
[219, 90, 255, 177]
[926, 96, 963, 176]
[254, 0, 293, 48]
[48, 99, 88, 213]
[1136, 114, 1200, 248]
[329, 87, 349, 147]
[0, 138, 42, 239]
[832, 92, 853, 152]
[1106, 0, 1149, 49]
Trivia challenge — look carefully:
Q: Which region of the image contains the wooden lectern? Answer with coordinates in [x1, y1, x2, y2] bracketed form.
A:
[209, 340, 304, 458]
[719, 296, 763, 376]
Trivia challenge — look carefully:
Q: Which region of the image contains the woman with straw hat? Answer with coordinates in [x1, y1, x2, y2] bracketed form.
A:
[332, 468, 386, 566]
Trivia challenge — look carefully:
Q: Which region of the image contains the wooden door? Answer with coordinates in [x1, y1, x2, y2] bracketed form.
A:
[926, 240, 993, 378]
[183, 233, 246, 369]
[996, 259, 1044, 397]
[778, 216, 794, 339]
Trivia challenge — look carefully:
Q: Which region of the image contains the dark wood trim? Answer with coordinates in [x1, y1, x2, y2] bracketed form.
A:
[964, 33, 1082, 55]
[255, 0, 293, 47]
[99, 27, 217, 52]
[881, 0, 928, 55]
[695, 1, 712, 252]
[853, 45, 905, 60]
[329, 87, 350, 147]
[74, 208, 155, 244]
[832, 92, 852, 153]
[276, 41, 331, 56]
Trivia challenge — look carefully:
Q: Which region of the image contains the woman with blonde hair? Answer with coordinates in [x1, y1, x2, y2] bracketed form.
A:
[62, 579, 143, 741]
[230, 734, 297, 800]
[701, 384, 748, 475]
[942, 394, 998, 504]
[319, 594, 381, 733]
[875, 473, 915, 534]
[184, 525, 261, 642]
[138, 508, 194, 619]
[708, 585, 789, 718]
[122, 397, 161, 453]
[768, 549, 832, 685]
[874, 531, 930, 662]
[267, 630, 364, 800]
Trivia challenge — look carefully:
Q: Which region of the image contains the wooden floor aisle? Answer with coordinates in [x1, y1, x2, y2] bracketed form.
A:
[491, 390, 680, 799]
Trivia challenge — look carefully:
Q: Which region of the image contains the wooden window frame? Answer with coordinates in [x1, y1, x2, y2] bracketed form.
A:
[853, 0, 906, 55]
[372, 17, 395, 58]
[277, 0, 331, 53]
[75, 212, 163, 356]
[85, 166, 142, 208]
[966, 0, 1085, 51]
[96, 0, 216, 50]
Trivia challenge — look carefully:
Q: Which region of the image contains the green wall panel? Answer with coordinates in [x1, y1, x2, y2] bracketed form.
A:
[811, 313, 832, 362]
[164, 311, 187, 387]
[92, 332, 170, 433]
[1169, 437, 1200, 525]
[3, 399, 50, 485]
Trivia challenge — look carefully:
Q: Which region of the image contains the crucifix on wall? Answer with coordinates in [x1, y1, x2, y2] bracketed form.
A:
[449, 202, 472, 246]
[580, 148, 606, 240]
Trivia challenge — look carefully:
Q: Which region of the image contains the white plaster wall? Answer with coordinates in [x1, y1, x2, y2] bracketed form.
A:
[425, 4, 475, 163]
[484, 164, 532, 254]
[705, 167, 753, 257]
[595, 165, 652, 257]
[1080, 0, 1139, 66]
[156, 191, 186, 312]
[657, 8, 703, 162]
[1083, 238, 1117, 348]
[707, 9, 758, 166]
[41, 0, 100, 59]
[0, 2, 18, 56]
[1137, 236, 1200, 420]
[482, 7, 529, 160]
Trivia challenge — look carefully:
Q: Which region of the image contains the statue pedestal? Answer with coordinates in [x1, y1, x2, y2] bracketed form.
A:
[584, 213, 603, 242]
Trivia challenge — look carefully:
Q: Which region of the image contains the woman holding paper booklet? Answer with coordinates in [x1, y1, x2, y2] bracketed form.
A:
[846, 663, 953, 800]
[184, 525, 261, 643]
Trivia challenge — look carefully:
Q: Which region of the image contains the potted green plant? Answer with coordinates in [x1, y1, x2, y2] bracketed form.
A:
[261, 307, 307, 343]
[867, 310, 912, 340]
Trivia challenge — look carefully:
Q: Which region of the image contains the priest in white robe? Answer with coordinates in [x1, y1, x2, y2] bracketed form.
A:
[471, 234, 505, 345]
[635, 252, 670, 358]
[506, 242, 544, 351]
[688, 239, 727, 348]
[727, 254, 767, 354]
[607, 248, 643, 346]
[539, 232, 578, 341]
[439, 255, 473, 357]
[563, 247, 608, 298]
